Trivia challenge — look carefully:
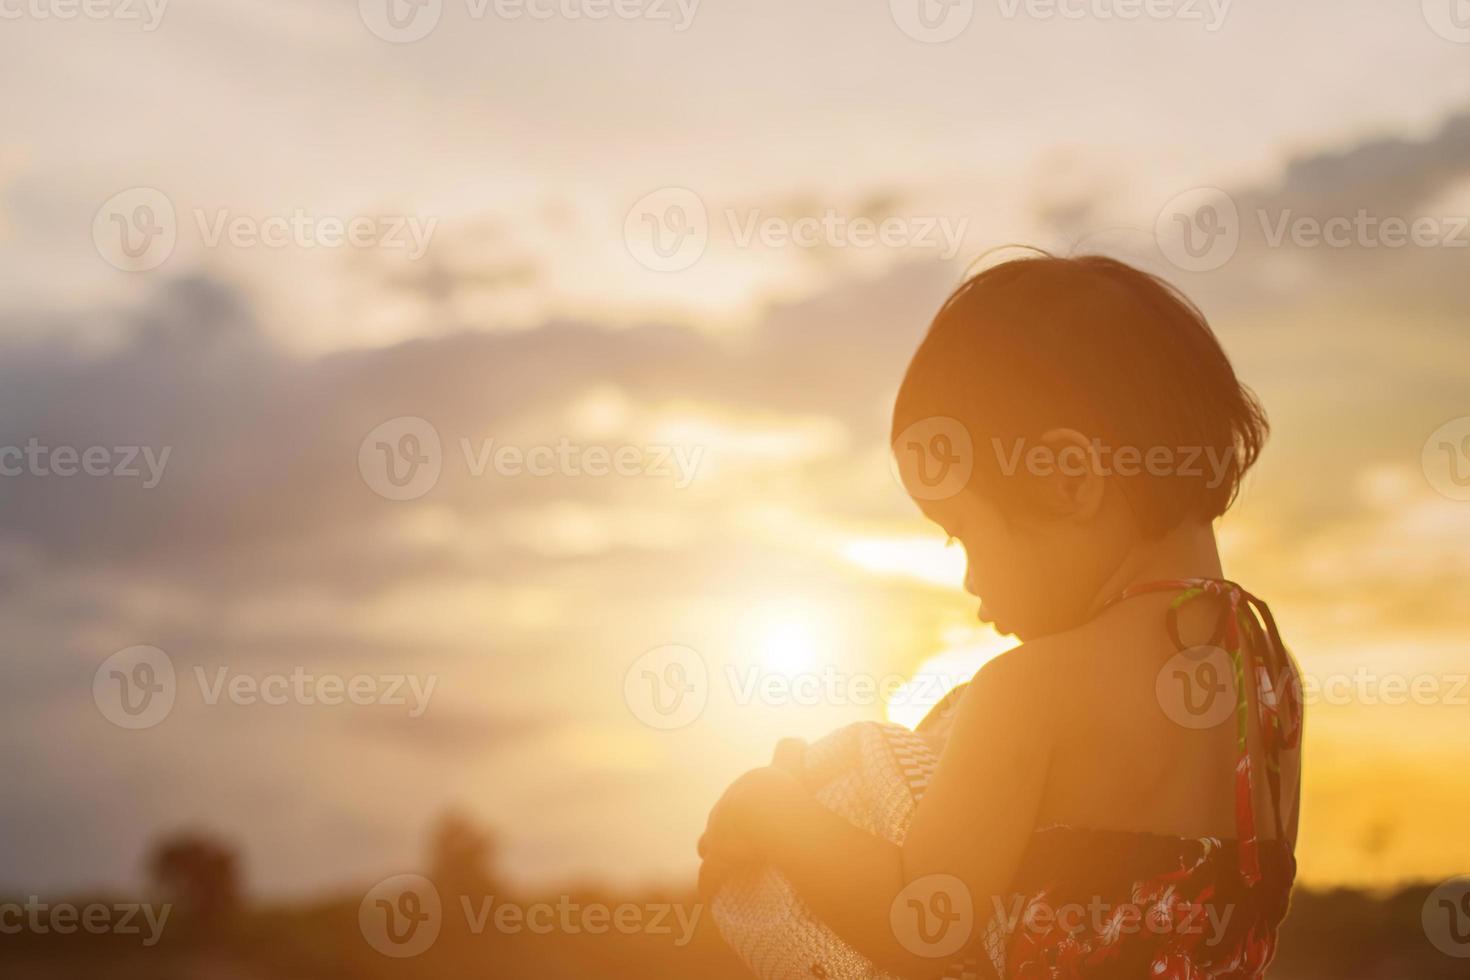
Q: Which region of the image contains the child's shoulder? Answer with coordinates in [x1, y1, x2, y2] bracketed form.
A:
[961, 614, 1144, 718]
[973, 616, 1107, 682]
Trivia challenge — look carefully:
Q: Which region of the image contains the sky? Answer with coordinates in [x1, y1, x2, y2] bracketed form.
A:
[0, 0, 1468, 898]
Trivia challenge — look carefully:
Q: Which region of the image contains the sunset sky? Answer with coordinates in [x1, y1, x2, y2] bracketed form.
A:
[0, 1, 1468, 900]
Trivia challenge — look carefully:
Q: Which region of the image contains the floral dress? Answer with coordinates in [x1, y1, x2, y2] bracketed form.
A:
[927, 579, 1303, 979]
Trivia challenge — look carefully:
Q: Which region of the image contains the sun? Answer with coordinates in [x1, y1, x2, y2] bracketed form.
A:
[743, 602, 833, 679]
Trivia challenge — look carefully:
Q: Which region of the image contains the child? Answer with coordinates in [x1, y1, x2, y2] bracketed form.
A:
[699, 253, 1304, 979]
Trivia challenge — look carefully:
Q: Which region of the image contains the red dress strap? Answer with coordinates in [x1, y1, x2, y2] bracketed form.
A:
[1104, 578, 1302, 886]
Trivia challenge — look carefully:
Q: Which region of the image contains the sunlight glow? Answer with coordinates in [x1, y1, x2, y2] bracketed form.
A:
[885, 627, 1018, 730]
[743, 603, 835, 678]
[840, 535, 967, 589]
[647, 410, 847, 465]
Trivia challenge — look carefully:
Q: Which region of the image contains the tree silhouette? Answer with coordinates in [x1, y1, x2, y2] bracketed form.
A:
[428, 809, 501, 900]
[148, 832, 242, 934]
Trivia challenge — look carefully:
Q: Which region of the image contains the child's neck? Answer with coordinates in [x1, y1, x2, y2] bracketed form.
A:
[1088, 522, 1225, 616]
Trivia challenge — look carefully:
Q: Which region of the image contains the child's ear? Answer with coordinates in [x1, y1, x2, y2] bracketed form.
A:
[1034, 427, 1105, 521]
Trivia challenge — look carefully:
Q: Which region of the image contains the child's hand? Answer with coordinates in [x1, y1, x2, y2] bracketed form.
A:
[696, 765, 804, 901]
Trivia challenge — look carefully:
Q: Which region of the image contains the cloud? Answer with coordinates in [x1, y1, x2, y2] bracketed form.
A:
[0, 257, 957, 892]
[4, 104, 1470, 895]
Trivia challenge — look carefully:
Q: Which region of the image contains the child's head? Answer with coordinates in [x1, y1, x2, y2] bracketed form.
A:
[892, 253, 1268, 639]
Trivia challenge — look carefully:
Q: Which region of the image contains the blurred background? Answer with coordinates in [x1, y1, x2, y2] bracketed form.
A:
[1, 0, 1468, 976]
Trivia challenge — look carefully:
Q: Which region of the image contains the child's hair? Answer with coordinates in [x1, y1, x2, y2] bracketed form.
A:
[892, 252, 1268, 536]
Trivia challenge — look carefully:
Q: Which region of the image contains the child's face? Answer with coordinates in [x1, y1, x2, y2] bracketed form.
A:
[919, 488, 1116, 641]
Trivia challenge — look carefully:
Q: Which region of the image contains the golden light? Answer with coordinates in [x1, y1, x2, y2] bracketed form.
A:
[742, 601, 834, 679]
[885, 627, 1018, 730]
[839, 535, 967, 590]
[758, 608, 829, 678]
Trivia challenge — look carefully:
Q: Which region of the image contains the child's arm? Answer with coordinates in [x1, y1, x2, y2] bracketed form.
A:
[699, 648, 1053, 979]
